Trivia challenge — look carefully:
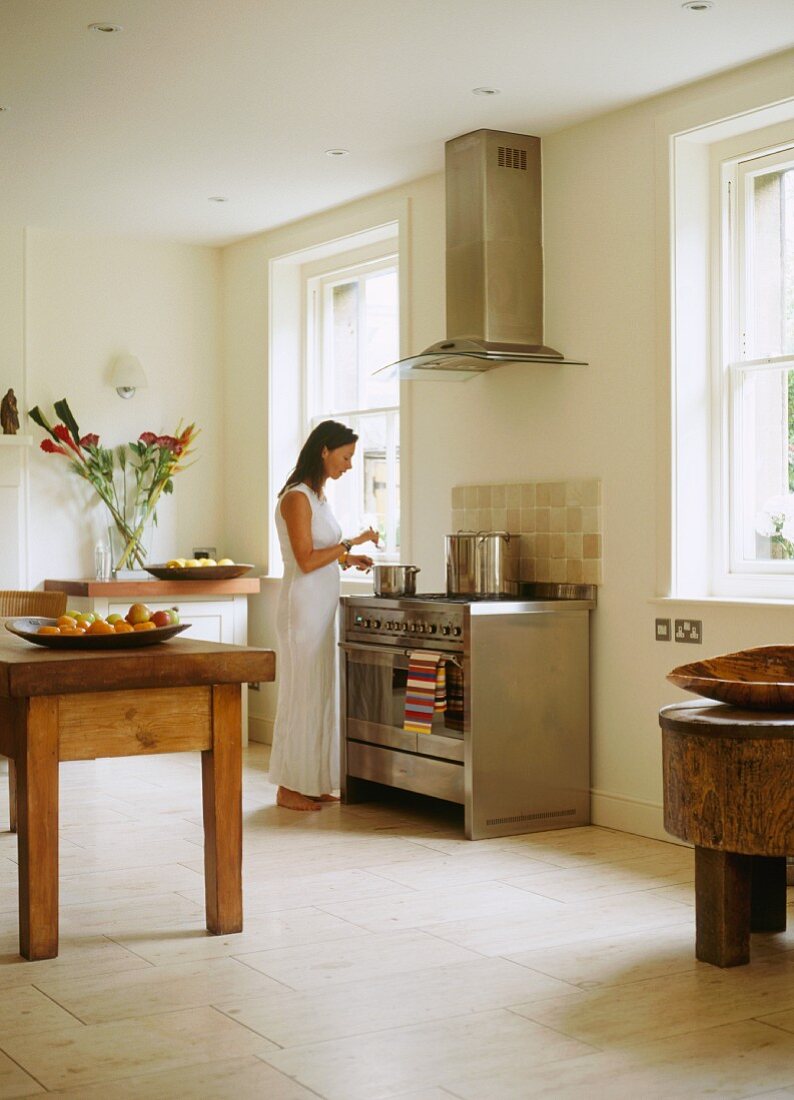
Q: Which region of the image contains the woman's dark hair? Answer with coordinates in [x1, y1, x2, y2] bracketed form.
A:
[279, 420, 358, 496]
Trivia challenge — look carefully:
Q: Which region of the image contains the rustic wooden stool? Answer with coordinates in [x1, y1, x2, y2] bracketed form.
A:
[660, 701, 794, 967]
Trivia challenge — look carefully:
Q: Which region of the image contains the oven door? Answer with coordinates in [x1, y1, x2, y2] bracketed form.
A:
[339, 641, 465, 763]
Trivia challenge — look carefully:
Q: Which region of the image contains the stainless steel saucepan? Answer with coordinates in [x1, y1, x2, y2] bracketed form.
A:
[445, 531, 519, 596]
[371, 564, 421, 597]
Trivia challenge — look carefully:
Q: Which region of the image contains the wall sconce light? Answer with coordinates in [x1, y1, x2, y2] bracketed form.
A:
[110, 354, 147, 399]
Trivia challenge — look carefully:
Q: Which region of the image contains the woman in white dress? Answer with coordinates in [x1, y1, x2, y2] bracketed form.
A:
[270, 421, 378, 811]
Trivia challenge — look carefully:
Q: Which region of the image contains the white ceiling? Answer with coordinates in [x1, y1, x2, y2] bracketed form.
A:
[2, 0, 793, 246]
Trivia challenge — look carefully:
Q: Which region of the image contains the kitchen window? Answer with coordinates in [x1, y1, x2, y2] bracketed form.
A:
[306, 256, 400, 557]
[670, 110, 794, 600]
[723, 148, 794, 576]
[268, 216, 405, 577]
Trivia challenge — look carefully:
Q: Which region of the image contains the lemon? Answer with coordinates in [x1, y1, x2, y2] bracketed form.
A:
[186, 559, 201, 567]
[166, 559, 185, 568]
[198, 558, 217, 567]
[218, 558, 235, 565]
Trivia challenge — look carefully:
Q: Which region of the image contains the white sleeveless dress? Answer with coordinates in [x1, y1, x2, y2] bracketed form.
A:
[269, 483, 342, 796]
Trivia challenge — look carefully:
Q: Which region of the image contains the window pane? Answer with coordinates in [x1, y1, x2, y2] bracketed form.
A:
[736, 367, 794, 562]
[363, 270, 399, 408]
[749, 167, 794, 359]
[330, 281, 360, 411]
[325, 410, 400, 556]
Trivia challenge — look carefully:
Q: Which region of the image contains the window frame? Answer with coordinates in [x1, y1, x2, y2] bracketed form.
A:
[266, 210, 408, 578]
[718, 142, 794, 589]
[304, 251, 400, 558]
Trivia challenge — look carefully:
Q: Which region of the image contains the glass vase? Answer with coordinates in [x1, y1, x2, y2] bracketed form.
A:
[108, 506, 155, 577]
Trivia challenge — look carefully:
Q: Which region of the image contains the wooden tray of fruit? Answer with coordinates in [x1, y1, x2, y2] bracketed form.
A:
[4, 605, 190, 649]
[145, 558, 253, 580]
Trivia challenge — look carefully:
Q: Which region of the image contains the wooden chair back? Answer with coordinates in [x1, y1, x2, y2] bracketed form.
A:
[0, 590, 68, 618]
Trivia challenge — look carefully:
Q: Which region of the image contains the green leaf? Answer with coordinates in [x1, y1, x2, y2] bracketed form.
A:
[28, 406, 55, 436]
[53, 399, 81, 445]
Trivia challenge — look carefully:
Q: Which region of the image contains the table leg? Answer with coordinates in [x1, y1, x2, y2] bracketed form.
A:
[16, 697, 59, 960]
[695, 846, 751, 967]
[750, 855, 787, 933]
[8, 759, 17, 833]
[201, 684, 242, 934]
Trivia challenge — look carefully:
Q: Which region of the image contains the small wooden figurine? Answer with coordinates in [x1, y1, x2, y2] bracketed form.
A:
[0, 389, 19, 435]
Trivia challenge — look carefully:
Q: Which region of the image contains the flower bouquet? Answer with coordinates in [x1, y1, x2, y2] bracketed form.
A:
[30, 398, 198, 572]
[755, 495, 794, 560]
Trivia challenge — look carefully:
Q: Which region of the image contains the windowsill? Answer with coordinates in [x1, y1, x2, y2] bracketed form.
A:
[651, 595, 794, 608]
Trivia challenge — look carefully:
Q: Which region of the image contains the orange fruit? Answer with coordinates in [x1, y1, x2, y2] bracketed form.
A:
[60, 626, 86, 636]
[114, 621, 134, 633]
[56, 615, 77, 629]
[37, 625, 60, 635]
[87, 619, 113, 635]
[133, 621, 157, 632]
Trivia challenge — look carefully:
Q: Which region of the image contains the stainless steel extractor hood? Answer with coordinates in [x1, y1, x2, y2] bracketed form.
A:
[378, 128, 586, 381]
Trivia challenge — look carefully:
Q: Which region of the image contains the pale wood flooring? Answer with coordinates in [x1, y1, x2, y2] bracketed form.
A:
[0, 745, 792, 1098]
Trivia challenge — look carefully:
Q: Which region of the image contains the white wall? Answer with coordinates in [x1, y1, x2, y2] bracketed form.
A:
[0, 227, 224, 585]
[224, 48, 794, 835]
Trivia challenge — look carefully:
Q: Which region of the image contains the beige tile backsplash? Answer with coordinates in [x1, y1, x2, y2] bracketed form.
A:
[451, 479, 603, 585]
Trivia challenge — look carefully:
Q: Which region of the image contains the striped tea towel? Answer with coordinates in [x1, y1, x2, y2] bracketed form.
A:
[404, 651, 447, 734]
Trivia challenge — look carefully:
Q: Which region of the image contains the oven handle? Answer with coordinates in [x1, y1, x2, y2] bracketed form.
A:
[338, 640, 463, 668]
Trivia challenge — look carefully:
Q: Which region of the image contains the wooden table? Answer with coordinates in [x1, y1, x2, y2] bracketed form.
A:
[660, 701, 794, 967]
[0, 628, 274, 960]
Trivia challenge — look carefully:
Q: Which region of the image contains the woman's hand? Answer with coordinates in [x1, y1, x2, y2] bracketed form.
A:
[351, 526, 379, 547]
[346, 553, 373, 571]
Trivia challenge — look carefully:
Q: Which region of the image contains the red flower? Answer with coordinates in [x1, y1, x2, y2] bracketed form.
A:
[139, 432, 158, 446]
[40, 439, 67, 455]
[52, 423, 83, 456]
[79, 433, 99, 448]
[155, 435, 179, 452]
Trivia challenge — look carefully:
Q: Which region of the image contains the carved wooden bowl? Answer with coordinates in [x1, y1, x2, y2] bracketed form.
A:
[668, 645, 794, 710]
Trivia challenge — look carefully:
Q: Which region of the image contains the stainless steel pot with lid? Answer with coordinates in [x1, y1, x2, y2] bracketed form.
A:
[445, 531, 520, 596]
[371, 564, 421, 597]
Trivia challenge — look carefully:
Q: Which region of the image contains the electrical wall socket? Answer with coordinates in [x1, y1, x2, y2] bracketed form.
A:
[655, 618, 671, 641]
[675, 618, 702, 644]
[193, 547, 217, 560]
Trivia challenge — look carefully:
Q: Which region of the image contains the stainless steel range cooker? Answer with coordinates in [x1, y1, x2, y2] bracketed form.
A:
[339, 585, 595, 840]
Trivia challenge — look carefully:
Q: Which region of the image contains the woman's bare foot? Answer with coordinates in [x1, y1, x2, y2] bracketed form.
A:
[312, 793, 341, 803]
[277, 786, 321, 812]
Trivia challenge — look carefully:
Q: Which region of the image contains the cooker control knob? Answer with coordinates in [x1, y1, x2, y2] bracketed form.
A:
[441, 625, 451, 635]
[364, 619, 371, 628]
[452, 626, 462, 637]
[409, 623, 416, 632]
[416, 623, 425, 633]
[427, 624, 437, 634]
[372, 619, 381, 629]
[401, 622, 408, 631]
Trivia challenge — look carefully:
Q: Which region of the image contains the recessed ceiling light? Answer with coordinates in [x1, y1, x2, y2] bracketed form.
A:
[208, 196, 228, 203]
[472, 87, 501, 97]
[325, 148, 350, 158]
[87, 22, 123, 33]
[681, 1, 714, 10]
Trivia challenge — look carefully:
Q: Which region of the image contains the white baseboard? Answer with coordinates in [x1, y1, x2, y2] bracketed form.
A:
[590, 788, 684, 845]
[248, 715, 273, 745]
